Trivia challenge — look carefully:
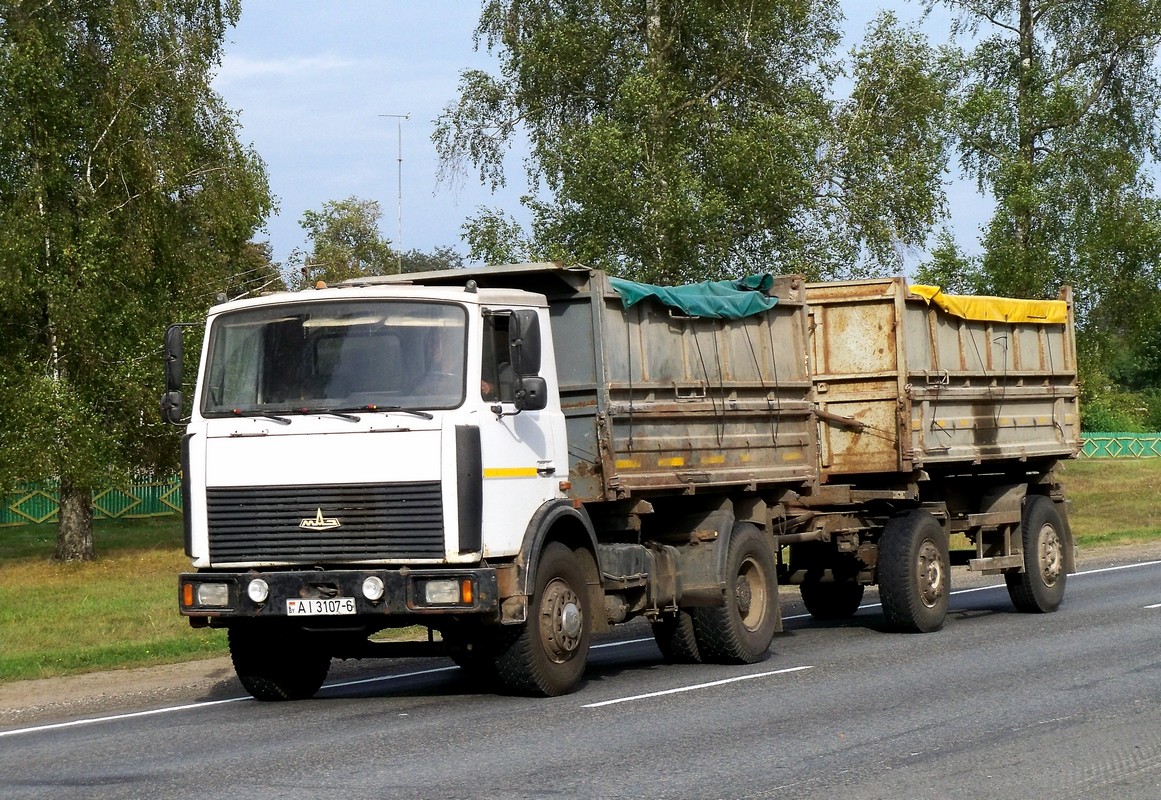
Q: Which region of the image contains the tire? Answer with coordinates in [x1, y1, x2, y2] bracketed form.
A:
[690, 523, 778, 664]
[492, 542, 591, 696]
[800, 580, 866, 620]
[228, 626, 331, 701]
[1006, 495, 1067, 613]
[443, 623, 499, 685]
[651, 610, 702, 663]
[878, 510, 949, 633]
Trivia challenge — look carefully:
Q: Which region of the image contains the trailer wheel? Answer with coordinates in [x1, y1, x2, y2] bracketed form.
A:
[800, 580, 865, 620]
[492, 541, 590, 696]
[878, 510, 949, 633]
[228, 626, 331, 701]
[651, 610, 702, 663]
[691, 523, 778, 664]
[1006, 495, 1067, 613]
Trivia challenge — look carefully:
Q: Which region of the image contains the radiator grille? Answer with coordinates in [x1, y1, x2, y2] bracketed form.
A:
[206, 482, 444, 563]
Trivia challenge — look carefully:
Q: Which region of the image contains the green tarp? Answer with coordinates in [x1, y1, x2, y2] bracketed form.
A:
[608, 274, 778, 319]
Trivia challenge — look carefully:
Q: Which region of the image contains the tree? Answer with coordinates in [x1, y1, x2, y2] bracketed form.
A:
[435, 2, 951, 283]
[917, 0, 1161, 431]
[227, 241, 286, 300]
[0, 1, 272, 560]
[399, 245, 465, 273]
[289, 196, 396, 287]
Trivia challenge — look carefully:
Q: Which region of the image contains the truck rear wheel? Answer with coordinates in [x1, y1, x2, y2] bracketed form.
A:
[651, 610, 702, 663]
[1006, 495, 1067, 613]
[878, 510, 949, 633]
[800, 580, 865, 620]
[228, 626, 331, 701]
[492, 542, 590, 696]
[690, 523, 778, 664]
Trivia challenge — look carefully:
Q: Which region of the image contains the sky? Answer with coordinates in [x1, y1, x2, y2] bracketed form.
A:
[212, 1, 986, 274]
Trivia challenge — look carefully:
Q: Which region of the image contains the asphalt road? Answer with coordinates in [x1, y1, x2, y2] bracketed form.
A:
[3, 557, 1160, 800]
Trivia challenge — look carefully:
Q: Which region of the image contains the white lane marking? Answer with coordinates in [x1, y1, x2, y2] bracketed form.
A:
[1146, 603, 1161, 610]
[0, 665, 460, 739]
[593, 637, 653, 650]
[582, 666, 814, 708]
[0, 696, 250, 739]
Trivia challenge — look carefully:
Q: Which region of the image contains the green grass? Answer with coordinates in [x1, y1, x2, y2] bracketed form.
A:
[2, 458, 1159, 684]
[1063, 459, 1161, 547]
[0, 518, 227, 682]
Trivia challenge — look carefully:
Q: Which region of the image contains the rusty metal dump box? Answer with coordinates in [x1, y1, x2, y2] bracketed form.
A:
[544, 268, 815, 501]
[805, 278, 1080, 480]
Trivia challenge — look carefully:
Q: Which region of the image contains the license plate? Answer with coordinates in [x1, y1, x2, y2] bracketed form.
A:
[286, 597, 356, 616]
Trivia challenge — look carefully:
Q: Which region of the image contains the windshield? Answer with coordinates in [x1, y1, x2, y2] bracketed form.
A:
[201, 300, 467, 416]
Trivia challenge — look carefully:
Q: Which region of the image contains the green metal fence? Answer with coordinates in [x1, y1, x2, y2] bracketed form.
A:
[0, 478, 182, 527]
[1080, 432, 1161, 459]
[1, 432, 1157, 526]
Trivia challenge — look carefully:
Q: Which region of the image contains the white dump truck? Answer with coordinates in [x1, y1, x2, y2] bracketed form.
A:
[163, 263, 1079, 698]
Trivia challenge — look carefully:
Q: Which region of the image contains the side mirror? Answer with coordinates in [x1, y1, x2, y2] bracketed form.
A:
[513, 376, 548, 412]
[509, 309, 542, 376]
[164, 324, 184, 393]
[160, 391, 184, 425]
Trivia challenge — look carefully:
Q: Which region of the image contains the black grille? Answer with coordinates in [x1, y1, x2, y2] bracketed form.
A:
[206, 482, 444, 563]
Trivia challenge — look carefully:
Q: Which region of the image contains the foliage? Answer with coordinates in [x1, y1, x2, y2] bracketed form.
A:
[436, 2, 952, 283]
[287, 196, 467, 285]
[0, 1, 273, 559]
[399, 245, 465, 273]
[288, 196, 397, 287]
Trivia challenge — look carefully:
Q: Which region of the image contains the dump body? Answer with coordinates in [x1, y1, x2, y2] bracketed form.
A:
[544, 269, 816, 501]
[806, 278, 1080, 479]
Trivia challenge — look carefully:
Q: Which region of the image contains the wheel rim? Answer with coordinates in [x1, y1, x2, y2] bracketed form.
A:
[916, 539, 945, 608]
[1037, 522, 1064, 587]
[539, 577, 582, 663]
[734, 556, 768, 631]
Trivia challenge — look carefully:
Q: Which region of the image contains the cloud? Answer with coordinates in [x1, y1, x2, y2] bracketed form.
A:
[216, 53, 360, 84]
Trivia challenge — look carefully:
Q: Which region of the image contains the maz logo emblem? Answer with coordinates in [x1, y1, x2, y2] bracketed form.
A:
[300, 508, 342, 530]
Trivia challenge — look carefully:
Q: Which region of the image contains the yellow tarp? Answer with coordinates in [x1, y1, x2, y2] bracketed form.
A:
[909, 285, 1068, 325]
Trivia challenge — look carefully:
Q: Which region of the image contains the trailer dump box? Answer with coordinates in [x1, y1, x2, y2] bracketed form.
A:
[805, 278, 1080, 479]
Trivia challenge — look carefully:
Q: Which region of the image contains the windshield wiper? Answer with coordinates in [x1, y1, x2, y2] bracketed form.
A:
[230, 409, 292, 425]
[291, 407, 362, 422]
[337, 404, 434, 420]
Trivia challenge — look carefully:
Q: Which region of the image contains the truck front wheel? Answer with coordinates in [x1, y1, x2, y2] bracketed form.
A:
[878, 510, 949, 633]
[493, 542, 590, 696]
[1006, 495, 1067, 613]
[228, 625, 331, 701]
[691, 523, 778, 664]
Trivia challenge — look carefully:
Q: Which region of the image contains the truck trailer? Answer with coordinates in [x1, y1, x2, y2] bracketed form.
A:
[163, 263, 1079, 698]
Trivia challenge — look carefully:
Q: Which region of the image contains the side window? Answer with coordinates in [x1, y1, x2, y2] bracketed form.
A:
[481, 314, 513, 402]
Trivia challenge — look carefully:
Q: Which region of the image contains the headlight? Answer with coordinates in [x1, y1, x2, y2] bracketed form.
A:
[362, 575, 385, 601]
[423, 579, 460, 605]
[246, 578, 270, 604]
[195, 582, 230, 607]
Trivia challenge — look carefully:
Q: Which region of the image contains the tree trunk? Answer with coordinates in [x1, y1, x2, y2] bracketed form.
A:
[54, 478, 95, 562]
[1014, 0, 1036, 294]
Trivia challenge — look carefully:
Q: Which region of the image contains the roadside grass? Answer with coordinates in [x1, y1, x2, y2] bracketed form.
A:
[0, 518, 226, 682]
[1, 458, 1159, 684]
[1063, 459, 1161, 548]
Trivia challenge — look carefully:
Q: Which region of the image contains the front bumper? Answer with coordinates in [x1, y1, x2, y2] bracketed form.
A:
[178, 567, 501, 624]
